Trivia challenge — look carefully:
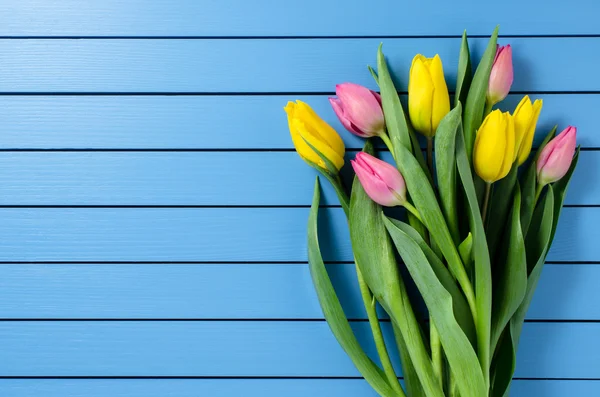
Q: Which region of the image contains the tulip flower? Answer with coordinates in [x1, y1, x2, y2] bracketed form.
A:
[486, 45, 513, 106]
[284, 100, 345, 173]
[329, 83, 385, 138]
[473, 110, 516, 183]
[408, 54, 451, 138]
[537, 126, 577, 186]
[513, 96, 543, 165]
[351, 152, 406, 207]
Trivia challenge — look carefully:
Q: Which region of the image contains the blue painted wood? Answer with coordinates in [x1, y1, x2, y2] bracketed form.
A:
[0, 0, 595, 36]
[0, 38, 598, 92]
[0, 208, 592, 262]
[0, 151, 593, 205]
[0, 264, 595, 320]
[0, 94, 594, 149]
[1, 379, 598, 397]
[0, 321, 596, 378]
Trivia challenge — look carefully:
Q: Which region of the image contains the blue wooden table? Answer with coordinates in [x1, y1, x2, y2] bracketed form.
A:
[0, 1, 598, 395]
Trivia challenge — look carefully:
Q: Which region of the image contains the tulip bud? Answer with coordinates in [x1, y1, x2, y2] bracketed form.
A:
[486, 45, 513, 106]
[408, 54, 450, 137]
[513, 96, 543, 165]
[537, 126, 577, 186]
[351, 152, 406, 207]
[473, 110, 516, 183]
[284, 100, 345, 172]
[329, 83, 385, 138]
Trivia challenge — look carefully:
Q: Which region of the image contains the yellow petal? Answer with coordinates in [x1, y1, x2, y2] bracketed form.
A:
[516, 99, 543, 165]
[513, 96, 533, 157]
[498, 112, 515, 179]
[294, 119, 345, 171]
[294, 100, 345, 159]
[474, 110, 506, 182]
[429, 55, 451, 133]
[408, 56, 435, 137]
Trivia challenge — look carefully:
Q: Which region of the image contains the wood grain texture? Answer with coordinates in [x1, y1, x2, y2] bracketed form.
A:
[0, 94, 595, 149]
[0, 379, 598, 397]
[0, 322, 597, 378]
[0, 207, 593, 262]
[0, 264, 594, 320]
[0, 38, 598, 92]
[0, 0, 595, 36]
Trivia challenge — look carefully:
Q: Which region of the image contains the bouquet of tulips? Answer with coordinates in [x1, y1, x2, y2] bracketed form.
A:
[284, 27, 579, 397]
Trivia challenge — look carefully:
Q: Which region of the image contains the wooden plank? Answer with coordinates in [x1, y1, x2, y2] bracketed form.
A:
[0, 264, 595, 320]
[0, 379, 598, 397]
[0, 0, 595, 36]
[0, 321, 596, 378]
[0, 94, 594, 149]
[0, 151, 592, 206]
[0, 38, 598, 92]
[0, 207, 592, 262]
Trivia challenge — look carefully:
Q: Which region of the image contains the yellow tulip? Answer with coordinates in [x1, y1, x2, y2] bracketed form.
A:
[473, 110, 516, 183]
[513, 96, 543, 165]
[284, 100, 345, 172]
[408, 54, 451, 137]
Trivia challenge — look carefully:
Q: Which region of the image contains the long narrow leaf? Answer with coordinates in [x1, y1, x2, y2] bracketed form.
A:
[435, 104, 461, 244]
[377, 44, 411, 152]
[455, 31, 472, 108]
[307, 177, 400, 397]
[350, 159, 444, 397]
[388, 218, 476, 345]
[455, 119, 492, 387]
[486, 163, 518, 259]
[490, 186, 555, 397]
[463, 26, 499, 160]
[490, 184, 527, 352]
[392, 324, 426, 397]
[384, 216, 486, 397]
[392, 107, 476, 322]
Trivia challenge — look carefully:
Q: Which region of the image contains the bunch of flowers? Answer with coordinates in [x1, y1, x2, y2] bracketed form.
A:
[284, 27, 578, 397]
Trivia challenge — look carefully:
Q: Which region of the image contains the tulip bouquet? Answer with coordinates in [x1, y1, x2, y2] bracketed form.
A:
[284, 28, 579, 397]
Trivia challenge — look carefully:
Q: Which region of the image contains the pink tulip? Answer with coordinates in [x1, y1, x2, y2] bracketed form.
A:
[537, 126, 577, 185]
[487, 45, 513, 105]
[351, 152, 406, 207]
[329, 83, 385, 138]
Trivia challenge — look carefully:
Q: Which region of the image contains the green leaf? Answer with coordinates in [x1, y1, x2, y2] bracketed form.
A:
[435, 103, 461, 244]
[377, 44, 411, 153]
[368, 65, 379, 85]
[486, 163, 518, 259]
[388, 218, 476, 345]
[455, 119, 493, 386]
[409, 127, 433, 183]
[307, 177, 400, 397]
[393, 106, 476, 324]
[350, 146, 444, 397]
[383, 216, 486, 397]
[463, 26, 499, 161]
[490, 186, 555, 397]
[490, 184, 527, 353]
[392, 324, 426, 397]
[520, 126, 557, 235]
[455, 30, 472, 108]
[458, 233, 474, 273]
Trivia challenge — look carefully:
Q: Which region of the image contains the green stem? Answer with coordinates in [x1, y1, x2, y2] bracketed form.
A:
[484, 101, 494, 118]
[403, 201, 423, 223]
[430, 321, 443, 386]
[481, 182, 492, 225]
[380, 132, 397, 162]
[426, 136, 434, 177]
[357, 265, 404, 396]
[534, 183, 544, 207]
